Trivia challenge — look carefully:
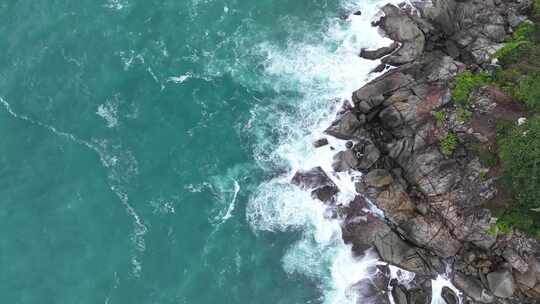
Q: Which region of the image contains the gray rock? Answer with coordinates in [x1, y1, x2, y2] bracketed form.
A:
[325, 111, 364, 140]
[442, 287, 459, 304]
[453, 273, 494, 303]
[352, 72, 413, 112]
[379, 4, 425, 65]
[291, 167, 339, 203]
[313, 138, 329, 148]
[373, 225, 434, 275]
[332, 150, 359, 172]
[353, 267, 391, 304]
[484, 24, 506, 43]
[487, 269, 516, 298]
[360, 42, 400, 60]
[365, 169, 394, 188]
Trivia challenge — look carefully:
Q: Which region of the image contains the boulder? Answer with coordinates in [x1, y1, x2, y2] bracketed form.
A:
[313, 138, 329, 148]
[373, 225, 434, 276]
[400, 216, 462, 258]
[352, 72, 413, 112]
[378, 4, 425, 65]
[453, 273, 494, 303]
[291, 167, 339, 203]
[325, 111, 365, 140]
[487, 269, 516, 298]
[353, 266, 391, 304]
[441, 287, 459, 304]
[332, 150, 359, 172]
[365, 169, 394, 188]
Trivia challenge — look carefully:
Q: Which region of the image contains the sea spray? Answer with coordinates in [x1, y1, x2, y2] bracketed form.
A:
[245, 0, 408, 302]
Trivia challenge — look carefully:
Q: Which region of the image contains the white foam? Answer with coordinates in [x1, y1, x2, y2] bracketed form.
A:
[245, 0, 407, 302]
[167, 74, 191, 84]
[96, 100, 119, 128]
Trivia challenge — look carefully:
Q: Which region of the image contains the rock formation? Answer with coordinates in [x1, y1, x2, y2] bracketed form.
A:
[292, 0, 540, 303]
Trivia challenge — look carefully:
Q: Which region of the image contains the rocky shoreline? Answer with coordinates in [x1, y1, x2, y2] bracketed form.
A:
[292, 0, 540, 303]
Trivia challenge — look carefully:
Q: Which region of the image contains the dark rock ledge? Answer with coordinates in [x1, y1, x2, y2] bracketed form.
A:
[295, 0, 540, 303]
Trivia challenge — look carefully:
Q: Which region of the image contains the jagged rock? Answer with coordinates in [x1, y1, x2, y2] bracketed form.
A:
[352, 72, 413, 112]
[373, 225, 434, 276]
[487, 269, 516, 298]
[342, 209, 389, 254]
[325, 111, 365, 140]
[355, 139, 381, 170]
[391, 284, 408, 304]
[442, 287, 459, 304]
[484, 24, 506, 43]
[360, 42, 400, 60]
[291, 167, 338, 203]
[400, 216, 462, 258]
[502, 248, 529, 274]
[313, 138, 329, 148]
[332, 150, 359, 172]
[353, 266, 391, 304]
[378, 4, 425, 65]
[453, 273, 495, 303]
[515, 256, 539, 292]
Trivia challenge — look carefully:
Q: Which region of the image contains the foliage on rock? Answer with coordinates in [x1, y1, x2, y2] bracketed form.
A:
[496, 116, 540, 236]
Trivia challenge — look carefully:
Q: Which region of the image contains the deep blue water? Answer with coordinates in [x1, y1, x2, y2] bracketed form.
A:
[0, 0, 391, 303]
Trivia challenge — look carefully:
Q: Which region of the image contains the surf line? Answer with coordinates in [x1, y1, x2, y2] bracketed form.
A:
[0, 95, 148, 275]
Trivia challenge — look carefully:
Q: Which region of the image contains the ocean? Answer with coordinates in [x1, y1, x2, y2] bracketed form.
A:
[0, 0, 411, 303]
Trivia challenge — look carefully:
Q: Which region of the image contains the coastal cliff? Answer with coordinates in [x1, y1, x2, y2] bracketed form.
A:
[293, 0, 540, 302]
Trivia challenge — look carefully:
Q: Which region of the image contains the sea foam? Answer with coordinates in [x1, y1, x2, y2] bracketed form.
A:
[245, 0, 458, 303]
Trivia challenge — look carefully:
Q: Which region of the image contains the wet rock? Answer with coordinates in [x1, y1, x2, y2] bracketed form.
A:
[313, 138, 329, 148]
[453, 273, 494, 303]
[291, 167, 339, 203]
[360, 42, 400, 60]
[332, 150, 359, 172]
[354, 139, 381, 170]
[342, 207, 389, 255]
[352, 72, 413, 113]
[373, 225, 434, 275]
[353, 267, 391, 304]
[378, 4, 425, 65]
[353, 10, 362, 16]
[325, 111, 365, 140]
[441, 287, 458, 304]
[487, 269, 516, 298]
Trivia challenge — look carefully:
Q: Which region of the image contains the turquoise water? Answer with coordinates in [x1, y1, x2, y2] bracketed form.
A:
[0, 1, 391, 303]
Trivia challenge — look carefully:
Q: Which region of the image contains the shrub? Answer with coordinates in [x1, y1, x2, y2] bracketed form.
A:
[457, 107, 472, 124]
[514, 73, 540, 112]
[434, 111, 445, 126]
[496, 116, 540, 236]
[453, 71, 492, 105]
[441, 132, 458, 158]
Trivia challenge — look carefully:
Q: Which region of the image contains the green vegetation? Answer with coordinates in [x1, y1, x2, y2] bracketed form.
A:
[534, 0, 540, 19]
[434, 110, 445, 126]
[492, 21, 540, 112]
[441, 132, 458, 158]
[457, 107, 472, 124]
[477, 146, 498, 167]
[452, 71, 492, 105]
[495, 117, 540, 236]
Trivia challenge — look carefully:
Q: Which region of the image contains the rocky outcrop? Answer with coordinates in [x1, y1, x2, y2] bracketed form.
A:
[291, 167, 338, 203]
[324, 0, 540, 303]
[291, 0, 540, 303]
